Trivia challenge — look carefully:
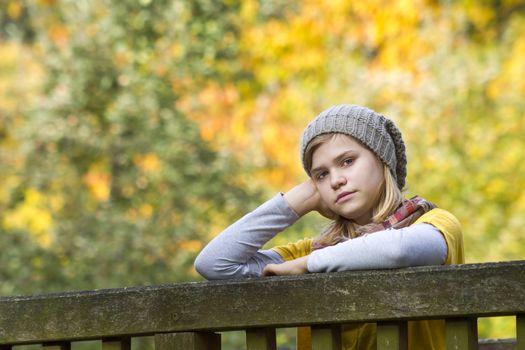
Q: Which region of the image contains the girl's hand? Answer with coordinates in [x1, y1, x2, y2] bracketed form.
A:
[262, 256, 309, 276]
[284, 179, 336, 219]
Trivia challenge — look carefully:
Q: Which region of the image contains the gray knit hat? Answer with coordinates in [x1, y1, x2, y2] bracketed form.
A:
[300, 104, 407, 190]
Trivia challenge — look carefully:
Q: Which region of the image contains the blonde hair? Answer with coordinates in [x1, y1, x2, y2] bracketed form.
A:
[304, 133, 404, 247]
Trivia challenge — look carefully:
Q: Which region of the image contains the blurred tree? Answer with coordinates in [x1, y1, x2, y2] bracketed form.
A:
[1, 0, 264, 294]
[2, 0, 525, 341]
[179, 0, 525, 259]
[0, 0, 35, 42]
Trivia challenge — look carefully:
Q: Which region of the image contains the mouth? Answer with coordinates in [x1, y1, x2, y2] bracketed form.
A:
[336, 191, 355, 203]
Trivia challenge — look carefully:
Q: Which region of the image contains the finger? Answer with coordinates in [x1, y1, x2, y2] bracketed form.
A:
[262, 265, 276, 276]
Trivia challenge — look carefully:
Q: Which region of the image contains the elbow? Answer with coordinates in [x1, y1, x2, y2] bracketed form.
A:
[193, 253, 206, 278]
[387, 242, 447, 267]
[194, 249, 238, 280]
[383, 238, 424, 267]
[194, 252, 217, 280]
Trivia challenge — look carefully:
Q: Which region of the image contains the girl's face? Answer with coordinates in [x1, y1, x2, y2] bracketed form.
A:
[310, 134, 385, 225]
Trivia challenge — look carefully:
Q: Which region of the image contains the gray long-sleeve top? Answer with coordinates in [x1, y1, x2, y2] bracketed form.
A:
[194, 194, 447, 280]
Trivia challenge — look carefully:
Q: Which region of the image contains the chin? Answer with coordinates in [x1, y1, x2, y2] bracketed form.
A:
[336, 213, 355, 221]
[338, 210, 370, 224]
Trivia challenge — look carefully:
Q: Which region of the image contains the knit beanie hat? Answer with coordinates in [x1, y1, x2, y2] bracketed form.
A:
[300, 104, 407, 190]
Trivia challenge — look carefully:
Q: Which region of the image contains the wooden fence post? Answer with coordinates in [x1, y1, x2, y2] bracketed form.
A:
[102, 337, 131, 350]
[42, 343, 71, 350]
[311, 324, 342, 350]
[446, 318, 478, 350]
[154, 332, 220, 350]
[246, 328, 276, 350]
[517, 314, 525, 350]
[377, 321, 408, 350]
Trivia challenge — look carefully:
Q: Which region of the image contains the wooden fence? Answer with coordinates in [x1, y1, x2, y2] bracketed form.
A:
[0, 261, 524, 349]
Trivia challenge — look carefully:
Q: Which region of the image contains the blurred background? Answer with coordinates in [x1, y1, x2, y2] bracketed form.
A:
[1, 0, 524, 347]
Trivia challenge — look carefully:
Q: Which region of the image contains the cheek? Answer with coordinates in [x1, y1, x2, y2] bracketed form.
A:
[316, 183, 333, 202]
[370, 170, 384, 185]
[357, 162, 384, 190]
[368, 167, 385, 190]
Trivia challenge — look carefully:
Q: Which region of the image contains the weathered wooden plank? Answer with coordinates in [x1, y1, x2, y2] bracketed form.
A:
[478, 338, 516, 350]
[154, 332, 220, 350]
[377, 322, 407, 350]
[517, 314, 525, 350]
[311, 324, 341, 350]
[102, 337, 131, 350]
[445, 318, 478, 350]
[0, 261, 524, 344]
[246, 328, 276, 350]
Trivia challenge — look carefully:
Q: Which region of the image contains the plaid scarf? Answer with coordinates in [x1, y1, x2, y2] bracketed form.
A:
[312, 196, 436, 250]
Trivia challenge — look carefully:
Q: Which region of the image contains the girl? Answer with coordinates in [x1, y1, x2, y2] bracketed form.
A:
[195, 104, 464, 350]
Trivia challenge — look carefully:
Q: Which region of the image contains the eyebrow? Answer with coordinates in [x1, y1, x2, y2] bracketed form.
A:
[310, 150, 357, 175]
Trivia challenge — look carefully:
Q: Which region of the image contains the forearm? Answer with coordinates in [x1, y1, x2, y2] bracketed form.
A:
[307, 223, 448, 273]
[194, 193, 299, 280]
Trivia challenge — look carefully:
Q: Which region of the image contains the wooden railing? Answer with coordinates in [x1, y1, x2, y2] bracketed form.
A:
[0, 261, 524, 349]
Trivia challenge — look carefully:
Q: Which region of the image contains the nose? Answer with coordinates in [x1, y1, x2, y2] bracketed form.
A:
[330, 172, 347, 190]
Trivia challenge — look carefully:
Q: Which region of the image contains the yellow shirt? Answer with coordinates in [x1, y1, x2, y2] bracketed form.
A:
[272, 208, 464, 350]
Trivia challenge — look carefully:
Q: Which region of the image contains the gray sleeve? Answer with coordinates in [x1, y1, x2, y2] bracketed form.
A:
[194, 193, 300, 280]
[307, 223, 448, 273]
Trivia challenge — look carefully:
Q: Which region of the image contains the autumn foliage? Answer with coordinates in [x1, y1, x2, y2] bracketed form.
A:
[1, 0, 525, 340]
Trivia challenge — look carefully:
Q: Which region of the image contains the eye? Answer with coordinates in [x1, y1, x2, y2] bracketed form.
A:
[342, 158, 354, 166]
[315, 170, 328, 181]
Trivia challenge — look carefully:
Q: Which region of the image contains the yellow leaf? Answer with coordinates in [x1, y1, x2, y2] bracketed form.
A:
[134, 153, 161, 173]
[138, 203, 154, 219]
[178, 240, 203, 253]
[83, 169, 111, 201]
[48, 24, 70, 48]
[7, 0, 22, 19]
[3, 189, 54, 248]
